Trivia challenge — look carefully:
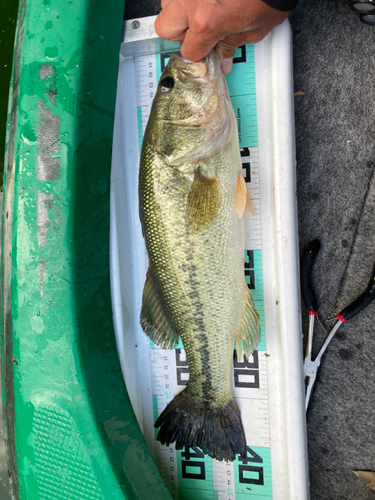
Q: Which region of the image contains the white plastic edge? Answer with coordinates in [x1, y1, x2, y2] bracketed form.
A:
[109, 55, 156, 454]
[255, 21, 309, 499]
[110, 19, 309, 497]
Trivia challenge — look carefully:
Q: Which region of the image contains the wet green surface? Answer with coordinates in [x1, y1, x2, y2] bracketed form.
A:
[0, 2, 18, 497]
[1, 0, 171, 498]
[0, 0, 18, 190]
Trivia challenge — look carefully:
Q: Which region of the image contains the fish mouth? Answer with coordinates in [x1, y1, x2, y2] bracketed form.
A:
[166, 50, 235, 163]
[170, 50, 221, 74]
[171, 53, 208, 78]
[170, 51, 222, 90]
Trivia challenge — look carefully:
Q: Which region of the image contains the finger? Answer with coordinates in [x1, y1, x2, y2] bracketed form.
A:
[155, 1, 189, 41]
[180, 27, 222, 61]
[215, 41, 236, 75]
[215, 33, 248, 74]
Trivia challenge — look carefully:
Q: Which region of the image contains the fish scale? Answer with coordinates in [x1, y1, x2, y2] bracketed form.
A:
[111, 20, 308, 498]
[133, 46, 273, 498]
[138, 45, 270, 494]
[139, 51, 261, 462]
[142, 145, 246, 405]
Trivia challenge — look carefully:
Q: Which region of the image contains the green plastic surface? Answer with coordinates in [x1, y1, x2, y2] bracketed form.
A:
[1, 0, 171, 498]
[0, 0, 18, 187]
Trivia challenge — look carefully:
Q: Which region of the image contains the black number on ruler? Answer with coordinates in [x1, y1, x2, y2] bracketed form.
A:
[160, 52, 180, 72]
[234, 368, 259, 388]
[244, 250, 255, 290]
[238, 446, 264, 485]
[177, 368, 189, 385]
[175, 349, 188, 366]
[233, 350, 260, 389]
[176, 349, 190, 386]
[242, 162, 251, 183]
[181, 446, 206, 480]
[240, 149, 251, 182]
[234, 349, 259, 369]
[181, 446, 204, 460]
[181, 461, 205, 480]
[233, 45, 246, 64]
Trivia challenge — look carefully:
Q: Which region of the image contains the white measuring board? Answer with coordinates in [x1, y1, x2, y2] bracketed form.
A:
[111, 18, 309, 500]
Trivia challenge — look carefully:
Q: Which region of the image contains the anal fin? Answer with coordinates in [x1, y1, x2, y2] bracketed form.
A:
[140, 271, 180, 349]
[235, 284, 261, 359]
[236, 173, 254, 217]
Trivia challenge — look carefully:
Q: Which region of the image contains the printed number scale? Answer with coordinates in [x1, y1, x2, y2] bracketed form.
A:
[135, 46, 273, 500]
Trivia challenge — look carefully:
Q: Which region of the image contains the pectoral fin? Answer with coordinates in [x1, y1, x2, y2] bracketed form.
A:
[235, 284, 261, 359]
[236, 173, 254, 218]
[186, 168, 221, 233]
[140, 271, 180, 349]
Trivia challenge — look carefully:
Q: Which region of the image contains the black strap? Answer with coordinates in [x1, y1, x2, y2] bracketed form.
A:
[261, 0, 299, 11]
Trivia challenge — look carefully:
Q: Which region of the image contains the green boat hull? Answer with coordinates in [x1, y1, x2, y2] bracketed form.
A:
[1, 1, 170, 498]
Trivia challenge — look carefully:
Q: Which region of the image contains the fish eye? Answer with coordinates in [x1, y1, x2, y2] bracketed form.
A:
[160, 76, 174, 92]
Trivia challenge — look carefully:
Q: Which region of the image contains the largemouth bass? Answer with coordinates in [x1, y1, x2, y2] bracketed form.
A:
[139, 50, 261, 462]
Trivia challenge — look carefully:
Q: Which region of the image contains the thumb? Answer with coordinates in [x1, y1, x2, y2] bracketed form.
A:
[155, 2, 189, 41]
[180, 27, 220, 62]
[215, 41, 237, 75]
[215, 32, 254, 74]
[215, 31, 262, 74]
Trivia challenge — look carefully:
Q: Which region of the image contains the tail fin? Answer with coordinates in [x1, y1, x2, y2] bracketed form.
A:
[155, 389, 246, 461]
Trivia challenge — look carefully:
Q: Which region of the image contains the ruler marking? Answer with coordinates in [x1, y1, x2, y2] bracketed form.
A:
[135, 47, 273, 499]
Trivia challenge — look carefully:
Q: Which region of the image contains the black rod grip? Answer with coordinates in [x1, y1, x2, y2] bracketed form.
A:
[337, 263, 375, 321]
[301, 239, 321, 314]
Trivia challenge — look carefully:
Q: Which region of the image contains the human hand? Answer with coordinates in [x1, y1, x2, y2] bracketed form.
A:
[155, 0, 291, 74]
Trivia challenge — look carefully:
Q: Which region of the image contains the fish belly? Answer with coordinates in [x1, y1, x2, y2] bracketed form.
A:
[140, 140, 260, 461]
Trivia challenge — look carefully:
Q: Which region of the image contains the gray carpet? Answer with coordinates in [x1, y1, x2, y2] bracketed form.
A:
[290, 1, 375, 499]
[125, 1, 375, 498]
